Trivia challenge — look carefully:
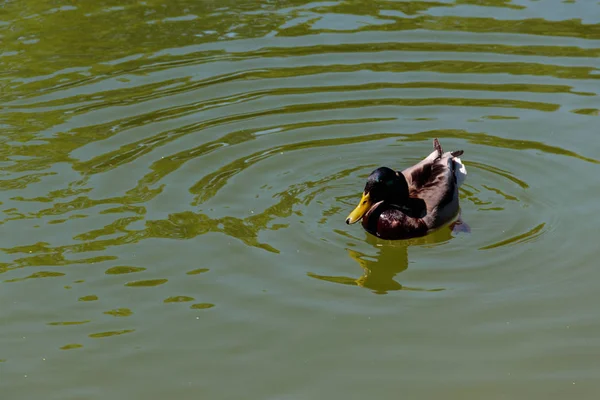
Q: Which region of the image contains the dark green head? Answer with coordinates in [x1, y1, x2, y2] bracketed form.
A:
[363, 167, 409, 203]
[346, 167, 409, 224]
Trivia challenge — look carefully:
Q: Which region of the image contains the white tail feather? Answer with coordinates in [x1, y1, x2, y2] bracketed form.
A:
[453, 157, 467, 187]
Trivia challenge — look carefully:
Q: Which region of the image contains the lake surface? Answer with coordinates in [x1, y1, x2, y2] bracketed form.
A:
[2, 0, 600, 398]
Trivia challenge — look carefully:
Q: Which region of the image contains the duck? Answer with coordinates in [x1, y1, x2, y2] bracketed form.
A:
[345, 138, 467, 240]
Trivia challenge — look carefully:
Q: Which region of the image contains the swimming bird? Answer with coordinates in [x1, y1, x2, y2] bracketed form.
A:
[345, 138, 467, 240]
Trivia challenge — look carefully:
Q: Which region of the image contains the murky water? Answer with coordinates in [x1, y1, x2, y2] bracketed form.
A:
[2, 1, 600, 398]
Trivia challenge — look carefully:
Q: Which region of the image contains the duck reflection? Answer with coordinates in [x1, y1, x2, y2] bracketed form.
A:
[346, 241, 412, 294]
[309, 223, 459, 294]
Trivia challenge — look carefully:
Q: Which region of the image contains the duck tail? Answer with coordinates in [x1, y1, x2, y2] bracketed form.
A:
[433, 138, 467, 187]
[434, 138, 464, 159]
[453, 155, 467, 187]
[433, 138, 443, 159]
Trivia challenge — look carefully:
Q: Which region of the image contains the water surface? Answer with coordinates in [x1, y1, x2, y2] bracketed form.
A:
[2, 0, 600, 398]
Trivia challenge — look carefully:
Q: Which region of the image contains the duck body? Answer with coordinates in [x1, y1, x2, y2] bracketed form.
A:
[346, 139, 467, 240]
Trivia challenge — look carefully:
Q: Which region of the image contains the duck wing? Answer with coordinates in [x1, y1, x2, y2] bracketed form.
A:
[399, 139, 466, 227]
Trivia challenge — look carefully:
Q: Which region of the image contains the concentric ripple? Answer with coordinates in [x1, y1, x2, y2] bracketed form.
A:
[1, 0, 598, 305]
[2, 0, 600, 397]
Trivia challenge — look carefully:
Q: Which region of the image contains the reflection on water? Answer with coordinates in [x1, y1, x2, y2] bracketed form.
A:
[60, 344, 83, 351]
[310, 245, 415, 294]
[88, 329, 135, 339]
[310, 223, 458, 294]
[2, 0, 600, 398]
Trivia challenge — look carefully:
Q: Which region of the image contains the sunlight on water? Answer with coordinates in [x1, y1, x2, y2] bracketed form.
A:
[1, 0, 600, 398]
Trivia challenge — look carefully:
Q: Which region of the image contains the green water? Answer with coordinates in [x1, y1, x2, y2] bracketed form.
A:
[2, 0, 600, 398]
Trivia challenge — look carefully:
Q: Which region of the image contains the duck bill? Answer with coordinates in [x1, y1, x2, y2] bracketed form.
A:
[346, 192, 372, 224]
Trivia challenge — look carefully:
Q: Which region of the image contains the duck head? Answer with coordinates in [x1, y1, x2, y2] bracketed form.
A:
[345, 167, 409, 224]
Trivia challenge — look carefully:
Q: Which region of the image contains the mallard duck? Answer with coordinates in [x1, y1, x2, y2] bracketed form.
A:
[345, 138, 467, 240]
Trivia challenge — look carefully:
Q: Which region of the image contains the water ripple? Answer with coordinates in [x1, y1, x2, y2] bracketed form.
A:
[2, 2, 600, 396]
